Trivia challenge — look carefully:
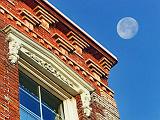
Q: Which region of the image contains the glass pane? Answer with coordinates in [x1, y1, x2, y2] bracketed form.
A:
[41, 87, 63, 120]
[19, 71, 39, 97]
[20, 105, 41, 120]
[19, 71, 64, 120]
[20, 87, 41, 117]
[42, 104, 56, 120]
[41, 87, 62, 113]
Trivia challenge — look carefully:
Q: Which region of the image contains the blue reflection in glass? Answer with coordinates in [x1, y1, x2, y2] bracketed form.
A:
[20, 87, 41, 117]
[42, 104, 56, 120]
[20, 105, 41, 120]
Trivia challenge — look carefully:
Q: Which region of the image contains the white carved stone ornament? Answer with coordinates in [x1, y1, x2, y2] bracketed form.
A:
[8, 38, 22, 64]
[20, 47, 76, 89]
[81, 92, 92, 117]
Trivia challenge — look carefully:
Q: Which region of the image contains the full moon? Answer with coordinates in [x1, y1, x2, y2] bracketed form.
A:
[117, 17, 138, 39]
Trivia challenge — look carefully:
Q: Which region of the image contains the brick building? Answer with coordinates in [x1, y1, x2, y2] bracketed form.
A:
[0, 0, 120, 120]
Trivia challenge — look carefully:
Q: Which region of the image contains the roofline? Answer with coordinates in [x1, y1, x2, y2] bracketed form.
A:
[42, 0, 118, 61]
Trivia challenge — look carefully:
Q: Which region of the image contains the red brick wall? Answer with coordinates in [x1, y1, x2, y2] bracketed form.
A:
[90, 101, 105, 120]
[75, 95, 88, 120]
[0, 1, 119, 119]
[0, 22, 19, 120]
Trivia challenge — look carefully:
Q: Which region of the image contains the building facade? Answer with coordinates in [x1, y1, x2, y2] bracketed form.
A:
[0, 0, 120, 120]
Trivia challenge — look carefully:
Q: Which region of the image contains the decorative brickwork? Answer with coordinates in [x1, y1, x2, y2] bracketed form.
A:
[0, 0, 117, 95]
[0, 0, 120, 119]
[90, 92, 120, 120]
[76, 92, 120, 120]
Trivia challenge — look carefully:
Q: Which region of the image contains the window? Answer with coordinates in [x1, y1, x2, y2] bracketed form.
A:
[19, 71, 64, 120]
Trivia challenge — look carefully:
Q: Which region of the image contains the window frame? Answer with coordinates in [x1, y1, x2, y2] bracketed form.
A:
[19, 71, 64, 120]
[18, 59, 77, 120]
[3, 25, 95, 120]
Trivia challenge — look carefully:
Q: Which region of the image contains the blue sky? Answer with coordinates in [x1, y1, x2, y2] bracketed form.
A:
[49, 0, 160, 120]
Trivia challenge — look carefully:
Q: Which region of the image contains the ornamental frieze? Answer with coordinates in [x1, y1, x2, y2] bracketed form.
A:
[20, 47, 76, 89]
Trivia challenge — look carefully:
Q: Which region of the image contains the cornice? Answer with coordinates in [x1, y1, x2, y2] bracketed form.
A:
[41, 0, 118, 62]
[0, 0, 116, 97]
[3, 25, 95, 94]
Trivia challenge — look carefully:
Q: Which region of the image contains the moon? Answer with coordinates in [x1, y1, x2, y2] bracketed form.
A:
[117, 17, 138, 39]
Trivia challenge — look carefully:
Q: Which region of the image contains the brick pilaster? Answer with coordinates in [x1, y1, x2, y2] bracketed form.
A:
[75, 95, 88, 120]
[0, 25, 19, 120]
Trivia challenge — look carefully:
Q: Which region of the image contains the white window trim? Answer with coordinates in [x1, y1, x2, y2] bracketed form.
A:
[3, 25, 95, 119]
[19, 60, 79, 120]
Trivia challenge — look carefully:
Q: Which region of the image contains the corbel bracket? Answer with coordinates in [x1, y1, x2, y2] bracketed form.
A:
[8, 37, 22, 64]
[81, 91, 92, 117]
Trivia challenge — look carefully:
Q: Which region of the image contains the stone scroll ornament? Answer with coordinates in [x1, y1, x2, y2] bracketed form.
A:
[8, 37, 22, 64]
[81, 92, 92, 117]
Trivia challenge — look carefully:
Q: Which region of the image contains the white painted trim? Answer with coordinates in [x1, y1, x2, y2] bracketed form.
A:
[3, 25, 94, 93]
[80, 92, 92, 117]
[7, 36, 22, 64]
[3, 25, 94, 119]
[38, 86, 43, 120]
[19, 59, 79, 120]
[63, 98, 79, 120]
[19, 58, 72, 100]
